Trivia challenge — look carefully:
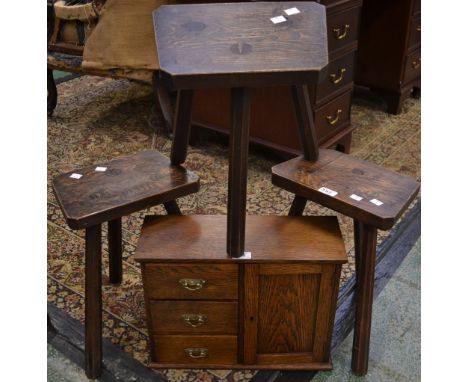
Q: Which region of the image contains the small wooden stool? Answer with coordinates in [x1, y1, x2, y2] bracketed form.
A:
[153, 1, 329, 258]
[271, 149, 420, 375]
[52, 150, 199, 379]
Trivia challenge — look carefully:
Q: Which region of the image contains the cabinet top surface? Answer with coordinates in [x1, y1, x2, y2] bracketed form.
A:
[154, 2, 328, 82]
[135, 215, 347, 263]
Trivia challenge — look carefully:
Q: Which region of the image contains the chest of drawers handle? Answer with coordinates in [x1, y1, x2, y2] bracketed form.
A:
[326, 109, 342, 125]
[412, 58, 421, 69]
[185, 347, 208, 358]
[179, 278, 206, 291]
[333, 24, 350, 40]
[181, 314, 207, 327]
[329, 68, 347, 84]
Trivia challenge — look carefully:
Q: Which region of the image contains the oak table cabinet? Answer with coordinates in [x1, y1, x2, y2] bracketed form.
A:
[355, 0, 421, 114]
[190, 0, 363, 157]
[135, 215, 348, 369]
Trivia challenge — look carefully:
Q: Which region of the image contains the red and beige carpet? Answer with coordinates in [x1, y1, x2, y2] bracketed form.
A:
[47, 76, 420, 381]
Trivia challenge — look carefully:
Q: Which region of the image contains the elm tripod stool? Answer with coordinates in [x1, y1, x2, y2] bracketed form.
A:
[271, 149, 420, 375]
[52, 150, 199, 379]
[154, 1, 329, 257]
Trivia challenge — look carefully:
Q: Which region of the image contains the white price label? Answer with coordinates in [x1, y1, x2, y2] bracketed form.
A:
[95, 166, 107, 172]
[70, 173, 83, 179]
[239, 252, 252, 260]
[318, 187, 338, 197]
[370, 198, 383, 206]
[350, 194, 363, 201]
[271, 15, 287, 24]
[284, 7, 300, 15]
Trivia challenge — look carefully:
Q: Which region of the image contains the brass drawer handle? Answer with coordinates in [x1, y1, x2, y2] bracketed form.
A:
[182, 314, 207, 327]
[412, 57, 421, 69]
[185, 347, 208, 358]
[329, 68, 346, 84]
[179, 278, 206, 291]
[326, 109, 342, 125]
[333, 24, 350, 40]
[416, 26, 421, 32]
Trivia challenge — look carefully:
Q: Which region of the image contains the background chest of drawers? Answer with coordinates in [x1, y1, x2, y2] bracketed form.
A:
[190, 0, 363, 157]
[136, 215, 347, 369]
[355, 0, 421, 114]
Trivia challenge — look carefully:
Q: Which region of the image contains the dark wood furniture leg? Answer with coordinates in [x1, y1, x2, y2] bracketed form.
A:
[48, 69, 57, 117]
[85, 224, 102, 379]
[336, 133, 352, 154]
[152, 72, 174, 134]
[287, 84, 320, 217]
[170, 90, 194, 165]
[108, 218, 122, 284]
[163, 200, 182, 215]
[227, 87, 251, 257]
[352, 222, 377, 376]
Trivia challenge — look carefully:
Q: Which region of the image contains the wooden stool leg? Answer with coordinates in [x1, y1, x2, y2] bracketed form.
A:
[152, 72, 174, 134]
[108, 218, 122, 284]
[288, 195, 307, 216]
[290, 85, 319, 161]
[352, 223, 377, 376]
[48, 69, 57, 117]
[163, 200, 182, 215]
[85, 224, 102, 379]
[170, 89, 194, 165]
[227, 87, 251, 257]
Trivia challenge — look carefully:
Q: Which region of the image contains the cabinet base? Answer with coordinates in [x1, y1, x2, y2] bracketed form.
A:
[148, 361, 333, 370]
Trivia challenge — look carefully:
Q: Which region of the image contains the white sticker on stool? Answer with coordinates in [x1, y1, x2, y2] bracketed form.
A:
[95, 166, 107, 172]
[350, 194, 363, 201]
[284, 7, 300, 15]
[70, 173, 82, 179]
[370, 198, 383, 206]
[319, 187, 338, 197]
[271, 15, 287, 24]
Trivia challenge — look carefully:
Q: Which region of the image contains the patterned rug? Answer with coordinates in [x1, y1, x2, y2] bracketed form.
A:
[47, 76, 420, 382]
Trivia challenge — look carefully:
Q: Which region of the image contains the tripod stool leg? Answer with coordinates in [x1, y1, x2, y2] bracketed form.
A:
[85, 224, 102, 379]
[352, 223, 377, 376]
[108, 218, 122, 284]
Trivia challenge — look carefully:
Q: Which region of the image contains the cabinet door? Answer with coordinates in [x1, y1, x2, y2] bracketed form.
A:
[243, 263, 340, 367]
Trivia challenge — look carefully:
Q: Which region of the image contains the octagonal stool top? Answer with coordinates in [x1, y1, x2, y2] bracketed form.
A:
[154, 1, 329, 89]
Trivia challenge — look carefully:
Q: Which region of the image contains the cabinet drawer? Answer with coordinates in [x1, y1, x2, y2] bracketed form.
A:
[408, 15, 421, 51]
[315, 91, 352, 142]
[153, 335, 237, 365]
[413, 0, 421, 15]
[150, 300, 238, 334]
[142, 263, 238, 300]
[316, 52, 355, 101]
[403, 49, 421, 83]
[327, 7, 360, 53]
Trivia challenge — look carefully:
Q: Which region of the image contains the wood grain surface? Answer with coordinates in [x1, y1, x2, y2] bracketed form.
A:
[141, 263, 239, 300]
[150, 300, 238, 334]
[134, 215, 347, 263]
[271, 149, 420, 230]
[52, 150, 199, 229]
[154, 2, 329, 89]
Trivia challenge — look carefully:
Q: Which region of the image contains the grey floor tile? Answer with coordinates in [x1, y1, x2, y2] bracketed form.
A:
[48, 344, 89, 382]
[313, 238, 421, 382]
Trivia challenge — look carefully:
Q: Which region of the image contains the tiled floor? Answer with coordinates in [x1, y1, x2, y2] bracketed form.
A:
[314, 238, 421, 382]
[47, 239, 421, 382]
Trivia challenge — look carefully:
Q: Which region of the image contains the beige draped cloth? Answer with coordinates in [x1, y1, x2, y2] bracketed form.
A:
[82, 0, 178, 71]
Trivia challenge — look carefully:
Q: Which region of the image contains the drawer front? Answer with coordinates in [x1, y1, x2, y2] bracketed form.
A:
[315, 91, 352, 142]
[142, 263, 238, 300]
[408, 15, 421, 51]
[150, 300, 238, 334]
[327, 7, 360, 53]
[153, 335, 237, 365]
[316, 52, 355, 101]
[403, 49, 421, 83]
[413, 0, 421, 14]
